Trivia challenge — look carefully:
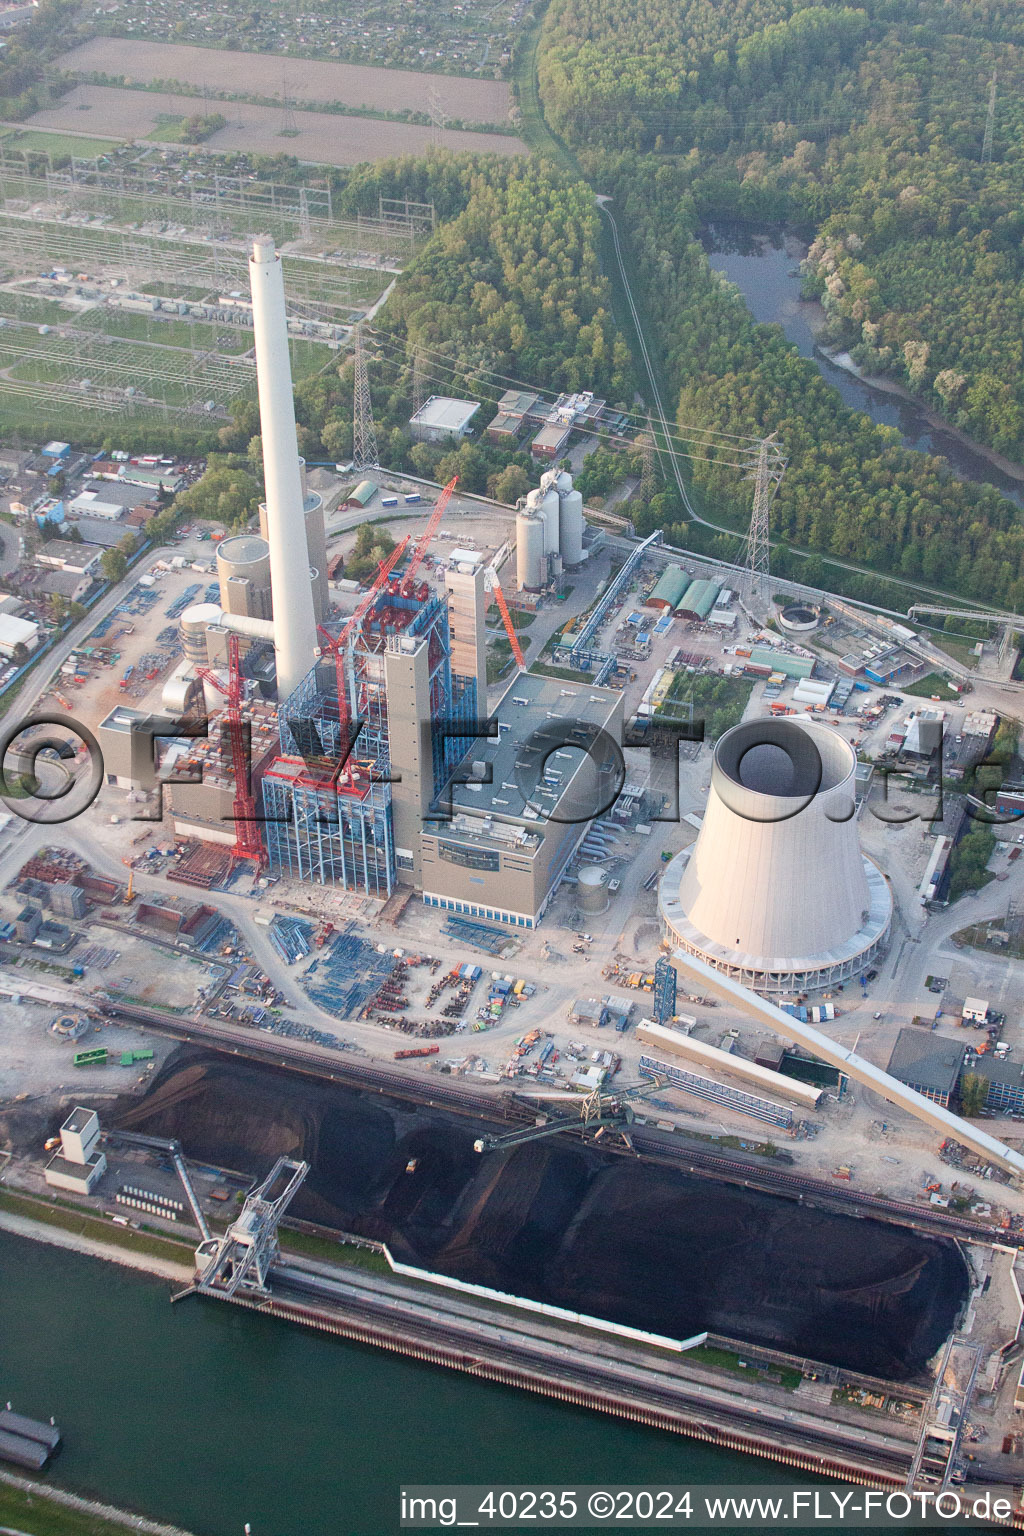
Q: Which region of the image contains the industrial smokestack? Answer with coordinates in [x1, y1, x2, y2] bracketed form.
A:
[249, 235, 318, 699]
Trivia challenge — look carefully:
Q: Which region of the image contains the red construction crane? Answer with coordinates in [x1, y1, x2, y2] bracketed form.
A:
[196, 634, 266, 866]
[317, 533, 411, 781]
[486, 568, 525, 670]
[400, 475, 458, 594]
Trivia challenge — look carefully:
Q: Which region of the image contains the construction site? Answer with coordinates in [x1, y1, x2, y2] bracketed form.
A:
[8, 226, 1024, 1503]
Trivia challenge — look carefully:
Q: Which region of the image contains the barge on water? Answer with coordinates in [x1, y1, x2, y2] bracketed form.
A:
[0, 1408, 62, 1470]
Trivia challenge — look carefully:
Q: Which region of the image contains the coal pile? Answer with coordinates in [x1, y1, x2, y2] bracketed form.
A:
[114, 1051, 966, 1379]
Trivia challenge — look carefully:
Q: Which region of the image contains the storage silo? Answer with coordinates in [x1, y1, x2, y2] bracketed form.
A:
[516, 509, 546, 591]
[578, 864, 610, 914]
[216, 533, 272, 620]
[539, 473, 561, 557]
[557, 476, 585, 567]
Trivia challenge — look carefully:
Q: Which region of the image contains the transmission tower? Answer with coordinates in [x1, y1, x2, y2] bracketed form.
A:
[412, 348, 428, 413]
[742, 434, 784, 614]
[352, 326, 379, 471]
[281, 65, 297, 135]
[428, 84, 447, 146]
[640, 432, 656, 502]
[982, 71, 997, 164]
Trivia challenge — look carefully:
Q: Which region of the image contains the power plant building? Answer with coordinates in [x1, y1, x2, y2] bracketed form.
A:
[420, 672, 624, 928]
[660, 718, 892, 993]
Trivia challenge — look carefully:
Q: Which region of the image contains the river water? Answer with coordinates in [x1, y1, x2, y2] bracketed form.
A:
[701, 224, 1024, 508]
[2, 1232, 763, 1536]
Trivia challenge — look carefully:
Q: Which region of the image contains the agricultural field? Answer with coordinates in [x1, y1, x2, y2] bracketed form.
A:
[58, 38, 515, 126]
[0, 126, 121, 160]
[27, 85, 525, 166]
[82, 0, 527, 77]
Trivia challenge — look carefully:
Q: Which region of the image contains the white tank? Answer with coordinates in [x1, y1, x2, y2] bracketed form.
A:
[558, 485, 585, 566]
[577, 864, 610, 914]
[540, 484, 560, 557]
[516, 511, 546, 591]
[554, 469, 573, 495]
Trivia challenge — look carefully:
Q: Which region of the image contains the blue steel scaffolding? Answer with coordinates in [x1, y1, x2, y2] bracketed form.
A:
[261, 587, 475, 894]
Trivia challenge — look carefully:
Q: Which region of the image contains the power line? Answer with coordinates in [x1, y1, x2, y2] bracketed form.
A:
[982, 69, 994, 163]
[364, 325, 773, 459]
[352, 325, 378, 472]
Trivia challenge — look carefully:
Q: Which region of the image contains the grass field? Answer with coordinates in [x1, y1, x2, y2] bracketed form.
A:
[0, 126, 121, 159]
[0, 1480, 169, 1536]
[0, 1186, 192, 1265]
[28, 84, 525, 167]
[903, 671, 961, 700]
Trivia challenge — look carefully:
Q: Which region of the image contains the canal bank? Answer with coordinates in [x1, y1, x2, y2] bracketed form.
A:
[0, 1228, 797, 1536]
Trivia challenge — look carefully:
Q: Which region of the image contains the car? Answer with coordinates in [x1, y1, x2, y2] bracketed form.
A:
[873, 1011, 883, 1020]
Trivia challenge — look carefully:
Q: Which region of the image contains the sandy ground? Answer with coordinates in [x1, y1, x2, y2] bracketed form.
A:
[57, 38, 514, 125]
[28, 86, 526, 166]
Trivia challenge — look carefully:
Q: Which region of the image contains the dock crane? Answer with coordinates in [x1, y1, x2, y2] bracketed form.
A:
[195, 633, 266, 868]
[316, 534, 411, 783]
[485, 567, 526, 671]
[473, 1076, 666, 1154]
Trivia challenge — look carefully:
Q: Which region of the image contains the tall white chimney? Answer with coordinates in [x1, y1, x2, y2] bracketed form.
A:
[248, 236, 318, 699]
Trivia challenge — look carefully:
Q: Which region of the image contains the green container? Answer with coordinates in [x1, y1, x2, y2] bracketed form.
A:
[73, 1048, 108, 1067]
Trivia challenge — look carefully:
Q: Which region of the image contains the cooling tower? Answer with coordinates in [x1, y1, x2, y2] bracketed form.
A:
[660, 718, 891, 994]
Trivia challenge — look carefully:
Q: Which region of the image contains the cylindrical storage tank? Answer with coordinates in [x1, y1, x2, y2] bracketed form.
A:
[540, 484, 560, 556]
[216, 533, 272, 619]
[578, 865, 610, 914]
[516, 511, 546, 591]
[554, 469, 573, 496]
[179, 601, 222, 663]
[303, 491, 328, 622]
[558, 486, 584, 566]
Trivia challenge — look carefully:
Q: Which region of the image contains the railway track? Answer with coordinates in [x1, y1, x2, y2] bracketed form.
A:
[101, 997, 1021, 1250]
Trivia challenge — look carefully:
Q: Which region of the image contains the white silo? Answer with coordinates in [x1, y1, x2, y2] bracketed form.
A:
[578, 864, 610, 914]
[659, 718, 892, 995]
[557, 471, 584, 567]
[516, 509, 546, 591]
[538, 472, 561, 557]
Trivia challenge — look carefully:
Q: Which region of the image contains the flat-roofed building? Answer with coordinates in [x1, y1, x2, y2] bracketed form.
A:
[530, 421, 572, 461]
[36, 540, 102, 574]
[0, 612, 38, 657]
[421, 671, 624, 928]
[410, 396, 480, 444]
[886, 1028, 965, 1108]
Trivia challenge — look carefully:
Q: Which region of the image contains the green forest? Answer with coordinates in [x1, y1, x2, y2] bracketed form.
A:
[538, 0, 1024, 463]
